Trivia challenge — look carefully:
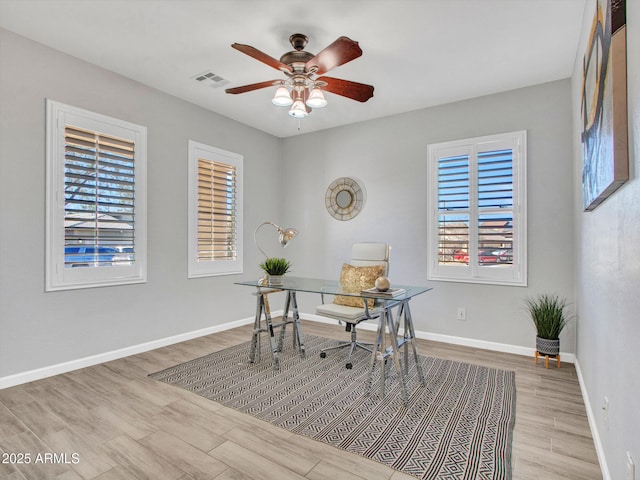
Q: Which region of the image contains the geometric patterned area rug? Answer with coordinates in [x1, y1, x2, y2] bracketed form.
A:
[150, 333, 516, 480]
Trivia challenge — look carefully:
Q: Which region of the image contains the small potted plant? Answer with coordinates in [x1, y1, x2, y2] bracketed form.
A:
[259, 257, 292, 286]
[526, 293, 569, 359]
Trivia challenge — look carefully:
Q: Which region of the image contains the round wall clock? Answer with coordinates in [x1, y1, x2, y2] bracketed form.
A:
[325, 177, 365, 221]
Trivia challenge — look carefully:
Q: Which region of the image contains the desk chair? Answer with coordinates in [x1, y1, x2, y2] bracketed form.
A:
[316, 242, 390, 368]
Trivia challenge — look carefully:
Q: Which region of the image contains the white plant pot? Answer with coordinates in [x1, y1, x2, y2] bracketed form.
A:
[267, 275, 284, 286]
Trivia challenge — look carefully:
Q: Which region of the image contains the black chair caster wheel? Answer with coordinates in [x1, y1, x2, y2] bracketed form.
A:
[346, 362, 353, 369]
[320, 352, 327, 358]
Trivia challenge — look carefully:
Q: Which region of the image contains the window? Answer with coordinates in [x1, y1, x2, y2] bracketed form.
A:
[46, 100, 147, 291]
[427, 131, 527, 286]
[188, 140, 243, 277]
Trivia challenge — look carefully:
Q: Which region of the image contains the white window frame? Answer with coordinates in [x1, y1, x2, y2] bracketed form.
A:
[427, 130, 527, 286]
[188, 140, 243, 278]
[45, 99, 147, 291]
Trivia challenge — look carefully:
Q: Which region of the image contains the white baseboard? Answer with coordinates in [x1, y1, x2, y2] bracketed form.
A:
[416, 330, 576, 363]
[302, 313, 575, 363]
[0, 315, 261, 390]
[1, 309, 575, 389]
[574, 358, 611, 480]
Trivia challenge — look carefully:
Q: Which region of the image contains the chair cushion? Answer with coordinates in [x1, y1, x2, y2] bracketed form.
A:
[334, 263, 385, 308]
[316, 302, 372, 322]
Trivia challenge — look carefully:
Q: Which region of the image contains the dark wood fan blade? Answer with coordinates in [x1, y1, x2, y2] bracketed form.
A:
[225, 80, 282, 94]
[231, 43, 293, 73]
[306, 37, 363, 75]
[317, 76, 374, 102]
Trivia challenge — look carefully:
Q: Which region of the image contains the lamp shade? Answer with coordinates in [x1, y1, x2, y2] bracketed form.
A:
[288, 99, 309, 118]
[278, 227, 298, 246]
[306, 89, 327, 108]
[272, 86, 293, 106]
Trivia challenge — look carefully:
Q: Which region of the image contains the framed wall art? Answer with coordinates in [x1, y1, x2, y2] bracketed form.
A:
[581, 0, 628, 211]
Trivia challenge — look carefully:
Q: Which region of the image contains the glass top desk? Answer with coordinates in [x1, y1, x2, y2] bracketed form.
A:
[235, 276, 432, 404]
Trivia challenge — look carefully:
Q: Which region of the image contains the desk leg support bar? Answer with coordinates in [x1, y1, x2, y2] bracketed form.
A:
[289, 292, 306, 357]
[368, 314, 387, 400]
[249, 295, 262, 364]
[386, 307, 410, 405]
[250, 292, 281, 370]
[279, 292, 290, 352]
[403, 301, 426, 385]
[280, 291, 306, 358]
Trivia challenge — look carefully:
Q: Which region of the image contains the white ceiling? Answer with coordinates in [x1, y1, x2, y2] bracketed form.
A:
[0, 0, 586, 138]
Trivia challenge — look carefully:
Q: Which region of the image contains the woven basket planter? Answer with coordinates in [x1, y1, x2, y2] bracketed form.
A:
[536, 336, 560, 356]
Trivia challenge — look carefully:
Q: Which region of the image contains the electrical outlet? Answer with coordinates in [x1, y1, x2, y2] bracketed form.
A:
[627, 452, 635, 480]
[457, 307, 466, 321]
[602, 396, 609, 430]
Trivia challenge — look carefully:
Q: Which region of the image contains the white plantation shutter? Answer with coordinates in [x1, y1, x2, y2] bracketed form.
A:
[46, 100, 147, 291]
[437, 153, 470, 264]
[188, 141, 243, 277]
[477, 148, 514, 261]
[197, 158, 237, 261]
[428, 131, 527, 286]
[64, 126, 136, 267]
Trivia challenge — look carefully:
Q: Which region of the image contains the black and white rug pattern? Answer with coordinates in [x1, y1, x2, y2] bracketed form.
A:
[150, 334, 516, 480]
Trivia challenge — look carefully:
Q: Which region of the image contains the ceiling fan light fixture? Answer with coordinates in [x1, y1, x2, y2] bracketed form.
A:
[227, 33, 373, 122]
[306, 88, 327, 108]
[272, 86, 293, 106]
[288, 99, 309, 118]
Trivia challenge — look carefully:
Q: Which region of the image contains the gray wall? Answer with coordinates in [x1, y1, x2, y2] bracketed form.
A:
[281, 79, 576, 351]
[0, 28, 282, 378]
[0, 26, 577, 378]
[571, 2, 640, 479]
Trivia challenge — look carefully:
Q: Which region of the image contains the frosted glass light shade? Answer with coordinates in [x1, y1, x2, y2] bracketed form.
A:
[278, 227, 298, 246]
[306, 89, 327, 108]
[288, 99, 308, 118]
[272, 86, 293, 106]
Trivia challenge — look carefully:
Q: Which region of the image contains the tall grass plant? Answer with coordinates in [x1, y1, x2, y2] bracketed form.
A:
[526, 294, 569, 340]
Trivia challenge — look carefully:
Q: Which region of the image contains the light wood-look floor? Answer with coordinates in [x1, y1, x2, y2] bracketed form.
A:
[0, 321, 602, 480]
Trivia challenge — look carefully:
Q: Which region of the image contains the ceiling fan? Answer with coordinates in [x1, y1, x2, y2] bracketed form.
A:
[225, 33, 374, 118]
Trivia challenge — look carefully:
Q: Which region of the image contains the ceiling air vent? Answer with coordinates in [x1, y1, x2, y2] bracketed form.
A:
[192, 71, 229, 88]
